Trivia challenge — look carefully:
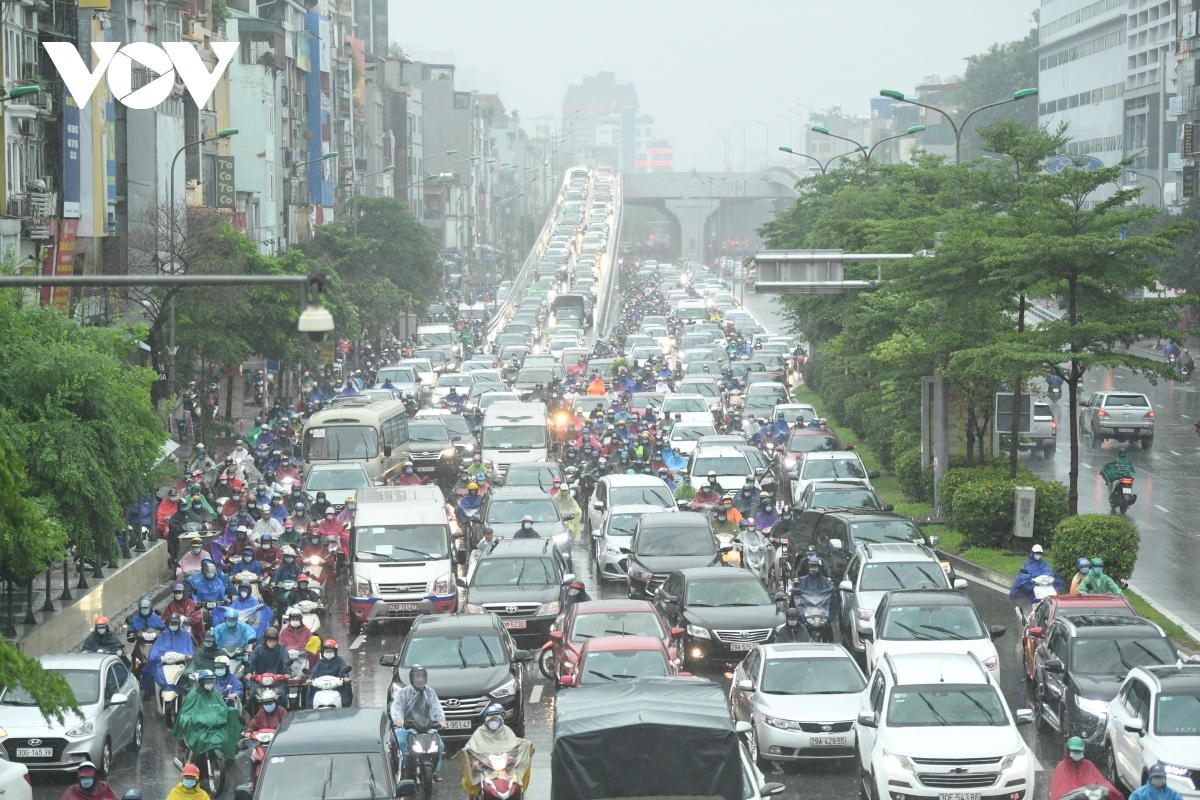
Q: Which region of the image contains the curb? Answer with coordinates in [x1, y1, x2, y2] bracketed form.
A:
[936, 549, 1013, 593]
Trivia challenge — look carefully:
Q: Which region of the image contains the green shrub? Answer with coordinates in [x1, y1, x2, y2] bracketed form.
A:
[895, 446, 933, 503]
[1033, 480, 1069, 548]
[950, 474, 1069, 549]
[938, 464, 1034, 518]
[1050, 515, 1140, 584]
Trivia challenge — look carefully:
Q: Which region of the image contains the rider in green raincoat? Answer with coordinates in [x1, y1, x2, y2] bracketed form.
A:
[171, 670, 241, 761]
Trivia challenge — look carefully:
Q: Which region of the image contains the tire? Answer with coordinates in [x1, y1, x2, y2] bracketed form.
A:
[131, 714, 144, 752]
[538, 647, 557, 681]
[98, 737, 113, 777]
[348, 610, 362, 638]
[416, 765, 433, 800]
[1140, 436, 1153, 450]
[512, 709, 526, 738]
[747, 725, 767, 771]
[1104, 741, 1122, 791]
[1042, 444, 1056, 459]
[205, 750, 225, 797]
[164, 696, 177, 728]
[1034, 687, 1053, 734]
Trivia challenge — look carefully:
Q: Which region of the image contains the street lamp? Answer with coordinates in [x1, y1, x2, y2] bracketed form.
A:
[292, 150, 339, 174]
[878, 87, 1038, 163]
[865, 125, 926, 166]
[811, 125, 866, 162]
[778, 144, 866, 174]
[0, 85, 39, 102]
[1126, 168, 1165, 208]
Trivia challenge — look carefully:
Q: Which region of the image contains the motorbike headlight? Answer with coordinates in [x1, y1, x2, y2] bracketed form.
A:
[464, 604, 485, 614]
[1001, 750, 1029, 773]
[433, 572, 454, 596]
[65, 718, 96, 738]
[353, 577, 371, 598]
[441, 448, 457, 459]
[882, 749, 914, 774]
[686, 624, 710, 640]
[1075, 695, 1110, 718]
[489, 678, 518, 699]
[410, 740, 425, 754]
[536, 601, 561, 616]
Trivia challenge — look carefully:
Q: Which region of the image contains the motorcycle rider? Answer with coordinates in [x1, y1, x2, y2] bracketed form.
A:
[394, 461, 428, 486]
[662, 444, 687, 472]
[673, 474, 697, 503]
[691, 473, 722, 510]
[251, 505, 283, 543]
[177, 536, 208, 578]
[549, 477, 582, 537]
[229, 582, 273, 640]
[128, 595, 166, 637]
[564, 580, 591, 614]
[188, 629, 222, 676]
[214, 608, 257, 652]
[187, 557, 232, 603]
[288, 573, 322, 608]
[733, 480, 758, 519]
[587, 373, 607, 395]
[452, 703, 534, 798]
[464, 454, 490, 486]
[513, 514, 541, 539]
[246, 627, 288, 676]
[1164, 340, 1182, 363]
[1009, 544, 1064, 605]
[168, 494, 214, 569]
[774, 608, 811, 644]
[284, 483, 305, 513]
[273, 547, 304, 585]
[1070, 557, 1092, 594]
[280, 608, 317, 668]
[275, 456, 300, 485]
[754, 493, 779, 532]
[59, 761, 119, 800]
[390, 666, 447, 774]
[1078, 557, 1124, 595]
[187, 444, 217, 485]
[156, 488, 182, 540]
[474, 527, 499, 558]
[712, 505, 739, 536]
[230, 546, 266, 580]
[790, 555, 841, 618]
[165, 764, 208, 800]
[82, 616, 123, 654]
[1099, 448, 1136, 498]
[656, 467, 676, 493]
[318, 508, 349, 558]
[212, 655, 244, 706]
[255, 533, 283, 572]
[147, 613, 196, 696]
[1050, 737, 1123, 800]
[166, 583, 206, 648]
[1129, 764, 1183, 800]
[171, 669, 241, 768]
[306, 639, 353, 708]
[456, 482, 484, 528]
[243, 687, 286, 740]
[268, 492, 289, 523]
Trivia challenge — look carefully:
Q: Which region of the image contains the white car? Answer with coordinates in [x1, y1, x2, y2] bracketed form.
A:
[678, 377, 724, 414]
[687, 445, 755, 497]
[431, 372, 474, 407]
[0, 760, 30, 800]
[731, 643, 867, 767]
[641, 325, 673, 355]
[586, 474, 676, 538]
[789, 451, 875, 507]
[668, 423, 718, 456]
[855, 653, 1035, 800]
[863, 588, 1004, 680]
[661, 395, 715, 426]
[594, 503, 674, 583]
[1105, 664, 1200, 798]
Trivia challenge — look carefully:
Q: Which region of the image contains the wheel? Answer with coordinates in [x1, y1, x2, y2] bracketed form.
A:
[538, 647, 557, 680]
[348, 610, 362, 638]
[205, 750, 225, 797]
[1042, 444, 1056, 458]
[98, 737, 113, 777]
[512, 709, 526, 738]
[1104, 740, 1123, 790]
[1140, 436, 1153, 450]
[416, 765, 433, 800]
[131, 714, 144, 751]
[747, 724, 767, 770]
[1034, 687, 1053, 734]
[164, 696, 177, 728]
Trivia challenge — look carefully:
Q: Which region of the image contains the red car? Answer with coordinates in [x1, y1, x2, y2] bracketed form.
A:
[1021, 593, 1136, 680]
[543, 599, 682, 684]
[629, 392, 667, 419]
[558, 635, 686, 688]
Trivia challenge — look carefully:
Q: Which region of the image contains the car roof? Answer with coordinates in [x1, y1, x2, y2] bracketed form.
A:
[36, 653, 115, 670]
[883, 589, 972, 606]
[582, 635, 667, 653]
[1059, 615, 1166, 637]
[855, 542, 938, 562]
[817, 508, 909, 524]
[807, 480, 877, 492]
[887, 653, 992, 686]
[759, 643, 852, 659]
[603, 474, 666, 487]
[1051, 594, 1133, 609]
[608, 503, 673, 516]
[307, 462, 368, 474]
[692, 445, 748, 458]
[412, 611, 503, 634]
[678, 566, 762, 582]
[801, 451, 861, 461]
[639, 511, 710, 530]
[271, 708, 387, 754]
[1132, 663, 1200, 691]
[575, 599, 658, 615]
[487, 538, 561, 557]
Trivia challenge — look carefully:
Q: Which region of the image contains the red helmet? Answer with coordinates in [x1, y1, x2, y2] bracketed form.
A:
[322, 639, 337, 650]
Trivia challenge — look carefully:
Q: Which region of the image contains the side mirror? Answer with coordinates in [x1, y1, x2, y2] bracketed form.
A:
[989, 625, 1007, 641]
[1015, 709, 1035, 726]
[859, 628, 874, 642]
[829, 538, 843, 551]
[383, 445, 393, 458]
[856, 712, 877, 729]
[1028, 626, 1044, 638]
[737, 679, 755, 692]
[592, 500, 604, 511]
[549, 630, 562, 641]
[676, 498, 691, 511]
[762, 783, 786, 796]
[562, 573, 576, 585]
[235, 786, 254, 800]
[839, 580, 853, 592]
[564, 512, 577, 521]
[867, 470, 880, 479]
[379, 654, 398, 667]
[1122, 719, 1145, 736]
[928, 535, 940, 548]
[671, 627, 685, 637]
[395, 779, 417, 798]
[513, 649, 532, 662]
[719, 542, 733, 553]
[455, 577, 467, 589]
[1044, 659, 1065, 673]
[108, 693, 128, 706]
[883, 504, 894, 512]
[735, 720, 752, 735]
[558, 674, 575, 687]
[953, 579, 968, 590]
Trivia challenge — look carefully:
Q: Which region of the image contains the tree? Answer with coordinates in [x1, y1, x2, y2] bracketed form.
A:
[955, 26, 1039, 161]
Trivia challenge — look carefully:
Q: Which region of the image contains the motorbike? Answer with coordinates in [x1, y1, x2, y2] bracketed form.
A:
[1056, 786, 1112, 800]
[287, 600, 323, 635]
[157, 651, 191, 725]
[245, 728, 275, 787]
[1030, 573, 1059, 604]
[244, 672, 288, 720]
[766, 534, 790, 593]
[462, 747, 525, 800]
[403, 717, 441, 800]
[174, 743, 225, 797]
[1107, 476, 1137, 513]
[715, 531, 741, 567]
[284, 651, 309, 710]
[303, 551, 330, 589]
[1049, 384, 1063, 402]
[309, 673, 350, 709]
[796, 587, 836, 643]
[128, 628, 159, 680]
[739, 530, 771, 583]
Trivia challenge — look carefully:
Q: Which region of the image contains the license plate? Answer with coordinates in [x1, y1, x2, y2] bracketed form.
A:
[389, 602, 419, 612]
[809, 736, 846, 746]
[503, 620, 527, 629]
[445, 720, 472, 730]
[16, 748, 52, 758]
[938, 794, 981, 800]
[728, 642, 752, 652]
[1118, 428, 1135, 433]
[417, 466, 435, 473]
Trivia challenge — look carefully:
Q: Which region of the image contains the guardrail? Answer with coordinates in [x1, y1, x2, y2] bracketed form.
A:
[593, 177, 624, 337]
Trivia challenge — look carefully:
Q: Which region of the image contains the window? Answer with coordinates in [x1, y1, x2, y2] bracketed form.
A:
[453, 92, 470, 110]
[846, 557, 861, 586]
[105, 666, 120, 700]
[869, 671, 886, 713]
[1131, 681, 1151, 726]
[111, 661, 129, 688]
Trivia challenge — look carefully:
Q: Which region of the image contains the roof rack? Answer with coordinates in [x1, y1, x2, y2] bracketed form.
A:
[882, 652, 899, 684]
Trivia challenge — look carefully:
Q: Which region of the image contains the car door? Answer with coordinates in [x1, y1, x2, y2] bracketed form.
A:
[1118, 679, 1151, 782]
[111, 659, 138, 749]
[656, 574, 684, 628]
[864, 596, 888, 671]
[731, 647, 760, 723]
[1041, 625, 1070, 720]
[857, 669, 886, 764]
[840, 555, 862, 638]
[813, 516, 841, 574]
[101, 662, 128, 748]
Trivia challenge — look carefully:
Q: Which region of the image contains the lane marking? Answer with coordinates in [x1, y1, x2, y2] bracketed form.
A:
[529, 684, 543, 704]
[1030, 750, 1045, 773]
[1154, 505, 1170, 513]
[1171, 451, 1182, 456]
[1081, 461, 1091, 469]
[349, 635, 366, 650]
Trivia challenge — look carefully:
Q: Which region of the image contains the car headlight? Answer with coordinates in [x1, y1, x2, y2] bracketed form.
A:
[489, 678, 518, 699]
[629, 568, 652, 581]
[433, 572, 453, 596]
[461, 441, 475, 453]
[65, 718, 96, 738]
[1001, 750, 1029, 773]
[353, 577, 371, 598]
[604, 543, 620, 556]
[763, 715, 802, 731]
[1075, 695, 1110, 718]
[441, 447, 456, 459]
[686, 624, 710, 640]
[464, 603, 485, 614]
[882, 749, 914, 774]
[536, 601, 561, 616]
[982, 655, 998, 671]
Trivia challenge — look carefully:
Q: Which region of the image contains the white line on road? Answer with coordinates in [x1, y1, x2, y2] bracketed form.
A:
[1184, 414, 1193, 419]
[1081, 462, 1091, 469]
[529, 684, 543, 704]
[1030, 750, 1045, 773]
[349, 635, 366, 650]
[1154, 505, 1171, 513]
[1171, 451, 1182, 456]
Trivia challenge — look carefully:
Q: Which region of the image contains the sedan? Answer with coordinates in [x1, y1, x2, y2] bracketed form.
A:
[431, 373, 475, 407]
[654, 567, 786, 666]
[668, 424, 719, 457]
[559, 636, 681, 687]
[594, 504, 673, 582]
[547, 599, 681, 684]
[303, 462, 372, 508]
[661, 395, 715, 426]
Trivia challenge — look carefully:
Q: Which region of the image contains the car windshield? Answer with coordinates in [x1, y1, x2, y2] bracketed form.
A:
[801, 459, 866, 480]
[486, 498, 559, 523]
[419, 331, 454, 346]
[636, 525, 715, 557]
[887, 685, 1008, 727]
[354, 525, 449, 561]
[632, 395, 665, 410]
[744, 395, 781, 410]
[407, 422, 449, 443]
[377, 368, 417, 384]
[304, 427, 379, 461]
[478, 394, 518, 410]
[693, 455, 751, 476]
[684, 382, 719, 398]
[257, 753, 390, 800]
[859, 561, 948, 591]
[517, 368, 555, 383]
[610, 485, 674, 507]
[436, 375, 471, 388]
[304, 467, 371, 491]
[571, 611, 665, 642]
[662, 398, 708, 414]
[401, 633, 506, 669]
[880, 604, 986, 641]
[761, 657, 866, 695]
[850, 520, 926, 545]
[811, 489, 881, 509]
[1071, 637, 1176, 676]
[686, 579, 771, 607]
[607, 513, 649, 538]
[472, 557, 557, 587]
[580, 650, 669, 683]
[1104, 395, 1150, 408]
[504, 466, 563, 489]
[788, 434, 842, 453]
[1154, 692, 1200, 736]
[672, 425, 717, 442]
[482, 426, 548, 448]
[1, 668, 99, 706]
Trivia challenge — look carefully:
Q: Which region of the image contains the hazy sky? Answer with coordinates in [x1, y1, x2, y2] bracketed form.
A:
[390, 0, 1040, 172]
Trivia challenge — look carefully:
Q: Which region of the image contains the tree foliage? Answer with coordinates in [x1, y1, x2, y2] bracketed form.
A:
[955, 26, 1039, 160]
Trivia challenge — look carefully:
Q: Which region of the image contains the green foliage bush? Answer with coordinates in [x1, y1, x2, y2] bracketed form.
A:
[1049, 515, 1140, 584]
[947, 469, 1067, 549]
[895, 446, 933, 503]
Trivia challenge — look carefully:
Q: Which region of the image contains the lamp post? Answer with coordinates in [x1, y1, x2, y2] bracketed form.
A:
[878, 87, 1038, 163]
[810, 125, 865, 162]
[0, 85, 39, 102]
[733, 124, 747, 171]
[778, 145, 865, 174]
[1127, 168, 1165, 208]
[865, 125, 926, 166]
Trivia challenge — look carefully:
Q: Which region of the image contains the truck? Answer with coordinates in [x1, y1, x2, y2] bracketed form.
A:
[550, 293, 590, 329]
[551, 677, 784, 800]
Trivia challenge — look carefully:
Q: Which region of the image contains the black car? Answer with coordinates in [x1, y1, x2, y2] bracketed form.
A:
[1032, 615, 1177, 753]
[379, 612, 532, 740]
[654, 567, 787, 666]
[392, 418, 459, 487]
[787, 508, 938, 580]
[459, 538, 574, 645]
[626, 512, 721, 599]
[500, 461, 565, 490]
[514, 366, 558, 400]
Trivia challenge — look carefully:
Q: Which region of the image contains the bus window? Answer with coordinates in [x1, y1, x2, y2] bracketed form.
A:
[304, 426, 380, 460]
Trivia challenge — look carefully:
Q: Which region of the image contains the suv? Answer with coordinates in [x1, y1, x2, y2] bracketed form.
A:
[864, 589, 1005, 679]
[838, 543, 966, 654]
[1022, 594, 1136, 682]
[1079, 391, 1155, 448]
[1104, 664, 1200, 795]
[459, 538, 575, 645]
[626, 512, 721, 599]
[787, 509, 940, 581]
[855, 653, 1035, 800]
[654, 567, 786, 666]
[1031, 615, 1177, 753]
[787, 451, 877, 508]
[1018, 401, 1058, 458]
[391, 418, 458, 487]
[379, 613, 530, 740]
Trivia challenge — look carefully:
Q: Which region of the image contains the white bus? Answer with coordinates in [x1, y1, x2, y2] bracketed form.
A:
[302, 398, 408, 481]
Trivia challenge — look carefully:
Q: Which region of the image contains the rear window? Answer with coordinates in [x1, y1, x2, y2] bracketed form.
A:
[788, 433, 842, 453]
[1104, 395, 1150, 408]
[850, 520, 926, 545]
[571, 610, 664, 642]
[635, 524, 716, 557]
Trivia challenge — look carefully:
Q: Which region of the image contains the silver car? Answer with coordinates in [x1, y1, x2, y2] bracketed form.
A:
[594, 504, 674, 582]
[1079, 391, 1155, 448]
[0, 653, 143, 774]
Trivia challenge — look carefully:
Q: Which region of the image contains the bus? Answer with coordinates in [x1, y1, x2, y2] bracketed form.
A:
[301, 398, 408, 481]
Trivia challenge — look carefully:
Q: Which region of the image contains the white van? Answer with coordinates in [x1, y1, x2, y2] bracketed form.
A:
[481, 401, 549, 478]
[347, 486, 458, 636]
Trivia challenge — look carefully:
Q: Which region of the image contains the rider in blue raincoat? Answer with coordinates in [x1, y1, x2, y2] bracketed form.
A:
[213, 608, 257, 651]
[187, 558, 232, 602]
[146, 613, 196, 693]
[224, 584, 274, 640]
[1009, 544, 1064, 604]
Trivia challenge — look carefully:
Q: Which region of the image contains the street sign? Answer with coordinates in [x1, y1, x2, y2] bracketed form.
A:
[1184, 165, 1197, 198]
[1043, 154, 1105, 174]
[1185, 123, 1198, 157]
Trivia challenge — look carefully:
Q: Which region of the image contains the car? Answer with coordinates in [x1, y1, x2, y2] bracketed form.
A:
[771, 403, 818, 427]
[1022, 594, 1137, 682]
[837, 543, 965, 653]
[500, 460, 565, 490]
[0, 653, 143, 775]
[1019, 401, 1058, 458]
[414, 409, 475, 461]
[476, 391, 521, 412]
[1104, 663, 1200, 797]
[864, 589, 1006, 679]
[787, 508, 941, 581]
[1079, 391, 1155, 448]
[479, 485, 574, 556]
[660, 395, 715, 426]
[303, 462, 373, 508]
[594, 503, 674, 582]
[629, 392, 667, 419]
[560, 636, 682, 688]
[1031, 614, 1177, 753]
[654, 567, 787, 665]
[513, 366, 558, 400]
[731, 643, 867, 766]
[795, 480, 890, 514]
[626, 512, 721, 599]
[431, 372, 474, 407]
[687, 445, 756, 496]
[586, 474, 675, 537]
[546, 598, 681, 685]
[788, 451, 877, 507]
[668, 423, 719, 456]
[460, 537, 575, 646]
[678, 377, 724, 413]
[328, 387, 402, 407]
[855, 653, 1035, 800]
[380, 612, 531, 740]
[0, 760, 30, 800]
[390, 418, 459, 487]
[779, 429, 844, 475]
[561, 348, 591, 377]
[373, 365, 423, 400]
[569, 394, 611, 419]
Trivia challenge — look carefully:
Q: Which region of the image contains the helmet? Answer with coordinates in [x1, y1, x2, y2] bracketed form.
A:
[196, 669, 215, 681]
[806, 556, 822, 569]
[468, 482, 479, 491]
[259, 688, 279, 704]
[94, 615, 109, 626]
[298, 573, 310, 583]
[214, 655, 230, 668]
[181, 764, 201, 779]
[409, 665, 428, 682]
[522, 514, 534, 523]
[1066, 736, 1085, 752]
[323, 639, 337, 650]
[264, 627, 280, 639]
[484, 702, 505, 718]
[123, 791, 144, 800]
[1076, 557, 1091, 569]
[785, 607, 799, 620]
[1090, 557, 1105, 567]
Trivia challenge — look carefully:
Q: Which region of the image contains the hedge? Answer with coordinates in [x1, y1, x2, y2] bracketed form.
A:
[894, 446, 932, 504]
[1049, 515, 1140, 584]
[948, 473, 1068, 549]
[938, 465, 1032, 519]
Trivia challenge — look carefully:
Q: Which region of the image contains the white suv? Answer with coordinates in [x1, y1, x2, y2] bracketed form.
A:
[1104, 664, 1200, 798]
[855, 652, 1035, 800]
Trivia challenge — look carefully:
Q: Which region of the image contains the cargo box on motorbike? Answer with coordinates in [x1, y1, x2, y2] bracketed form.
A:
[551, 677, 744, 800]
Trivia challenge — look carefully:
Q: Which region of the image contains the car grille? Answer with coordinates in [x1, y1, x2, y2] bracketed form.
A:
[409, 451, 443, 460]
[440, 695, 491, 720]
[911, 757, 1003, 766]
[917, 773, 1000, 789]
[482, 602, 541, 618]
[377, 582, 426, 595]
[713, 628, 773, 644]
[797, 721, 853, 733]
[4, 737, 69, 762]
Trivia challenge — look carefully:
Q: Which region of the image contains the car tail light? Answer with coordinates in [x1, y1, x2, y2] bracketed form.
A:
[1144, 411, 1154, 419]
[23, 774, 31, 785]
[1097, 410, 1110, 418]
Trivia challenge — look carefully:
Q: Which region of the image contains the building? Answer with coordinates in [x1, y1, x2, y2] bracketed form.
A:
[806, 106, 871, 165]
[562, 71, 639, 171]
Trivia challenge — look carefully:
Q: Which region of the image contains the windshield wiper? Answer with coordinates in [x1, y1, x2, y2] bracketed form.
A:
[892, 622, 935, 641]
[915, 566, 943, 586]
[920, 624, 966, 640]
[1127, 639, 1169, 665]
[364, 754, 378, 800]
[455, 639, 469, 669]
[604, 628, 633, 636]
[612, 674, 639, 679]
[588, 670, 615, 682]
[885, 566, 905, 587]
[957, 691, 1001, 726]
[475, 635, 497, 667]
[320, 757, 334, 800]
[1111, 641, 1138, 672]
[917, 693, 951, 726]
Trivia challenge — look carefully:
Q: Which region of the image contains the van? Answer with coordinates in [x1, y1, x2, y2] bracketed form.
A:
[347, 486, 459, 636]
[673, 299, 710, 323]
[481, 401, 549, 478]
[302, 399, 408, 481]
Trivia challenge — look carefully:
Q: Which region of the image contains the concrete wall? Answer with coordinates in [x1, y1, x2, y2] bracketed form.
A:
[20, 542, 168, 657]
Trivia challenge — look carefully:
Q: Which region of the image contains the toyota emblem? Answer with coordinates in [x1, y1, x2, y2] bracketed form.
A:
[505, 605, 519, 614]
[820, 725, 831, 732]
[443, 698, 460, 708]
[27, 739, 42, 747]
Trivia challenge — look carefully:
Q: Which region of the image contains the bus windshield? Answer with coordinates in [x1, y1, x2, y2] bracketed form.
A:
[304, 426, 379, 461]
[482, 426, 548, 449]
